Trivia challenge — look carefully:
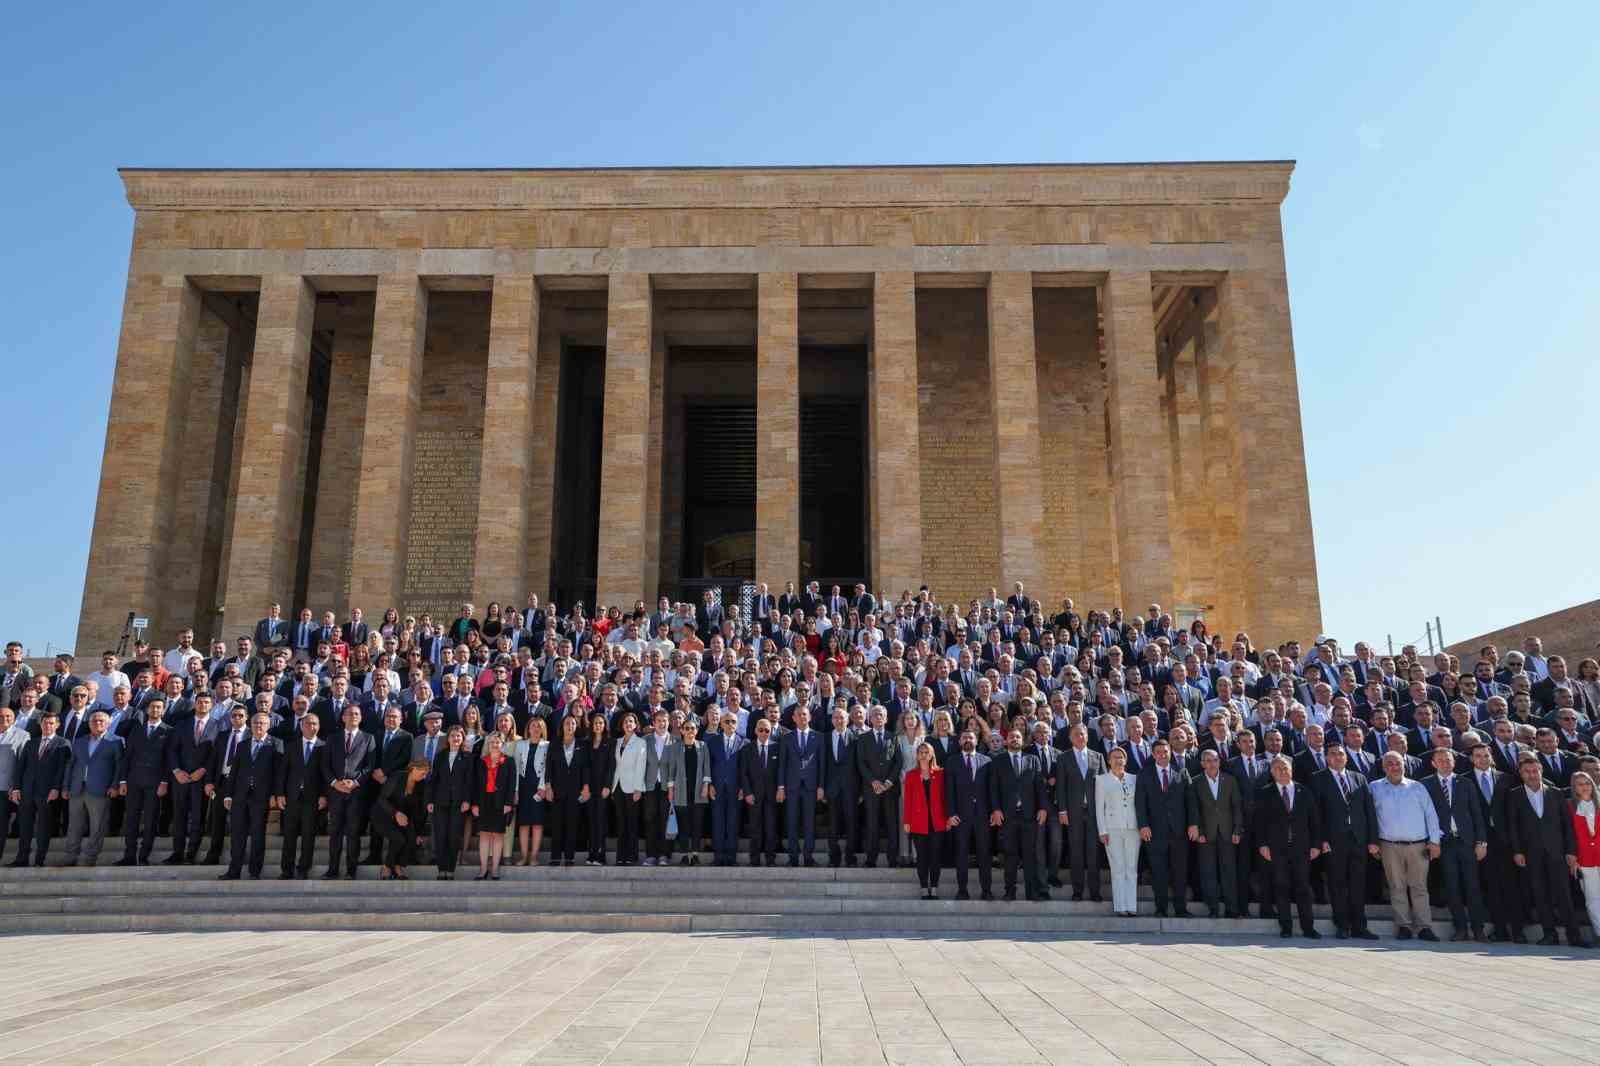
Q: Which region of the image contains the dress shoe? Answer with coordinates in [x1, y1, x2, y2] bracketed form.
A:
[863, 860, 876, 869]
[1450, 928, 1469, 942]
[113, 857, 136, 867]
[1226, 911, 1244, 920]
[1537, 933, 1560, 946]
[1353, 930, 1380, 941]
[980, 891, 995, 901]
[1089, 894, 1103, 903]
[1153, 908, 1169, 918]
[1395, 927, 1413, 940]
[6, 858, 30, 868]
[1416, 928, 1438, 942]
[1334, 928, 1349, 940]
[279, 871, 295, 880]
[803, 857, 816, 867]
[249, 873, 261, 880]
[844, 855, 857, 867]
[217, 870, 240, 880]
[1035, 891, 1051, 902]
[1512, 931, 1528, 944]
[1279, 929, 1293, 939]
[1258, 907, 1278, 920]
[1303, 929, 1322, 940]
[1173, 908, 1192, 918]
[322, 870, 339, 880]
[1071, 892, 1084, 902]
[345, 871, 358, 880]
[956, 889, 971, 900]
[787, 857, 799, 868]
[359, 853, 380, 865]
[1047, 876, 1063, 888]
[1471, 926, 1486, 942]
[1003, 891, 1017, 902]
[1208, 907, 1221, 919]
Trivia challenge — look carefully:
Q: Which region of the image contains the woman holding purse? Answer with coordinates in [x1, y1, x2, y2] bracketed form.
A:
[667, 714, 711, 865]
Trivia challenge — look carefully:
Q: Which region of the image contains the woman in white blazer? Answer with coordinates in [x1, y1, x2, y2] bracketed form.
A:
[610, 712, 649, 866]
[1095, 746, 1141, 916]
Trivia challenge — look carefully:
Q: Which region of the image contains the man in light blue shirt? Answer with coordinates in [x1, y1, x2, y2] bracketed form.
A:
[1370, 751, 1442, 940]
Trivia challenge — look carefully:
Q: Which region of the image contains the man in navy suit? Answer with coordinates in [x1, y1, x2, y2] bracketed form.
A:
[777, 705, 822, 867]
[61, 710, 125, 866]
[989, 728, 1049, 902]
[253, 603, 289, 659]
[705, 710, 745, 867]
[275, 712, 327, 879]
[10, 710, 71, 867]
[853, 707, 902, 868]
[166, 691, 216, 863]
[115, 695, 172, 866]
[1308, 742, 1380, 939]
[1136, 739, 1193, 917]
[945, 727, 994, 900]
[219, 711, 282, 880]
[1421, 747, 1490, 941]
[324, 703, 376, 878]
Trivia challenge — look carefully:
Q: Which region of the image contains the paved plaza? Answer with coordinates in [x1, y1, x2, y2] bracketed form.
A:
[0, 931, 1590, 1065]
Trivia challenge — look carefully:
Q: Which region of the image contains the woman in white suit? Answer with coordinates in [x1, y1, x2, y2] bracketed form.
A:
[1095, 746, 1141, 916]
[610, 712, 649, 866]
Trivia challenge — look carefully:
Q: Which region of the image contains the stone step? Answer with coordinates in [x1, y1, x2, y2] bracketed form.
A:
[0, 861, 912, 883]
[0, 907, 1487, 938]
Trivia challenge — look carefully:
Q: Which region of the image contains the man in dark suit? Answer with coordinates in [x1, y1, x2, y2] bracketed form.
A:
[820, 707, 857, 867]
[1534, 730, 1575, 787]
[166, 691, 216, 864]
[853, 708, 901, 868]
[114, 696, 172, 866]
[1136, 739, 1193, 917]
[274, 712, 327, 879]
[340, 608, 370, 649]
[1254, 755, 1323, 939]
[202, 703, 251, 863]
[777, 705, 822, 867]
[219, 711, 281, 880]
[705, 711, 745, 868]
[10, 710, 70, 867]
[1309, 742, 1379, 939]
[738, 718, 780, 866]
[945, 728, 993, 901]
[1421, 747, 1490, 941]
[1505, 755, 1586, 947]
[252, 604, 289, 660]
[1485, 720, 1524, 775]
[1188, 749, 1244, 918]
[1465, 742, 1522, 941]
[1055, 723, 1105, 903]
[988, 728, 1049, 902]
[1224, 731, 1271, 917]
[324, 703, 376, 879]
[362, 706, 413, 864]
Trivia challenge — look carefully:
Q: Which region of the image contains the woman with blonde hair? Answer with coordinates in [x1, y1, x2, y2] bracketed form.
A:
[513, 715, 549, 866]
[894, 709, 926, 865]
[472, 732, 516, 880]
[1570, 770, 1600, 936]
[1095, 746, 1141, 917]
[902, 740, 948, 899]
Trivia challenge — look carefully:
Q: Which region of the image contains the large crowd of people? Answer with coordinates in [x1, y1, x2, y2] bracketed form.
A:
[3, 580, 1599, 948]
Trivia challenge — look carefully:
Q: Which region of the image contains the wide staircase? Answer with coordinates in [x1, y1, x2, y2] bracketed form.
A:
[0, 837, 1481, 937]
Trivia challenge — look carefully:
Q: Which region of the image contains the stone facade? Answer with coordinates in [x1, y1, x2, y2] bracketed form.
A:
[77, 163, 1322, 653]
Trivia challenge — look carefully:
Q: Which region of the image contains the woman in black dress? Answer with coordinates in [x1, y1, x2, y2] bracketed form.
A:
[373, 757, 430, 880]
[545, 712, 588, 866]
[472, 732, 516, 880]
[584, 711, 615, 865]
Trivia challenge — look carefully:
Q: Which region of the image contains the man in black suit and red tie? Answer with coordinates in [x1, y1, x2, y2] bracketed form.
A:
[1254, 755, 1323, 939]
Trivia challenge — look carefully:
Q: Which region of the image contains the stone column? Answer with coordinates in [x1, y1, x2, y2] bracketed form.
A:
[77, 274, 201, 654]
[524, 306, 563, 600]
[1167, 336, 1212, 612]
[986, 271, 1044, 593]
[642, 321, 667, 602]
[471, 275, 539, 603]
[349, 274, 427, 616]
[1216, 257, 1321, 642]
[305, 296, 372, 617]
[595, 273, 653, 608]
[220, 275, 316, 637]
[1196, 317, 1244, 636]
[869, 271, 922, 597]
[756, 272, 800, 587]
[1103, 269, 1175, 615]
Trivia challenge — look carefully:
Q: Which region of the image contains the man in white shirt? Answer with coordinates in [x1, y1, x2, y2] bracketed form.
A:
[84, 653, 131, 711]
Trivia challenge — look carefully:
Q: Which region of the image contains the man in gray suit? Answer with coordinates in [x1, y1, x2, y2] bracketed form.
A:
[61, 710, 125, 866]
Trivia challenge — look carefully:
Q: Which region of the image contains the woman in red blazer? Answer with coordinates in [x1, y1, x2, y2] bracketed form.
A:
[1571, 771, 1600, 933]
[902, 741, 948, 899]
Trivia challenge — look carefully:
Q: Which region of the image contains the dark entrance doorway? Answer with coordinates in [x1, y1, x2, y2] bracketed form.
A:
[551, 344, 604, 608]
[682, 402, 756, 580]
[800, 398, 866, 586]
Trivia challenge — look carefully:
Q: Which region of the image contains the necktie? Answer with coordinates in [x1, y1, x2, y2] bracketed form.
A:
[345, 732, 353, 753]
[1480, 772, 1492, 803]
[304, 740, 312, 762]
[1338, 772, 1347, 798]
[1161, 768, 1168, 792]
[966, 754, 974, 779]
[1013, 754, 1021, 776]
[226, 732, 238, 764]
[196, 721, 204, 744]
[426, 737, 436, 762]
[875, 731, 883, 747]
[1281, 785, 1290, 809]
[251, 740, 261, 758]
[834, 735, 841, 760]
[385, 730, 394, 748]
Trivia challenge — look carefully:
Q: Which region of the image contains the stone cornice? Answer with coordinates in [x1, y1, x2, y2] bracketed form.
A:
[120, 162, 1294, 212]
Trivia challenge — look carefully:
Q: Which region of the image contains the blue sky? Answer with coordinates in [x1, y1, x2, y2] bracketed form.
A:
[3, 1, 1596, 656]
